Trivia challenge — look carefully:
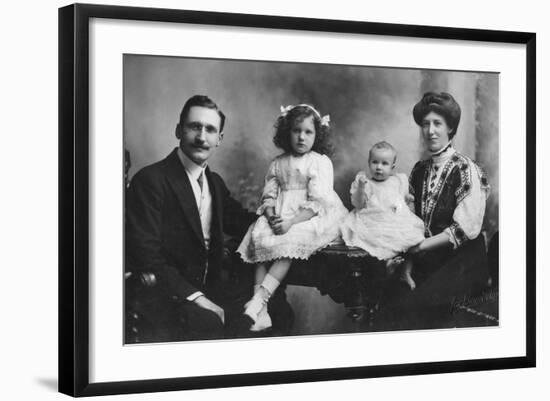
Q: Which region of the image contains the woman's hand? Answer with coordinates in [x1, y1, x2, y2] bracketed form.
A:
[409, 232, 452, 255]
[408, 241, 424, 255]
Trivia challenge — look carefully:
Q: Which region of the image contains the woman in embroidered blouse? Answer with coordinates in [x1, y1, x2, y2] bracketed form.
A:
[408, 92, 489, 255]
[382, 92, 491, 326]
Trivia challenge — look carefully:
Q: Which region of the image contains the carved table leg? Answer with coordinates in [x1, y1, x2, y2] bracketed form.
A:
[345, 264, 366, 320]
[344, 258, 382, 325]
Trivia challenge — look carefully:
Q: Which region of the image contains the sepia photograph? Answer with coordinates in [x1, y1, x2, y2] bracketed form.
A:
[123, 54, 499, 344]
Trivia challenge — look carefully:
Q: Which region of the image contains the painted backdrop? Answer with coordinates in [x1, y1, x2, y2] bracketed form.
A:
[124, 55, 499, 335]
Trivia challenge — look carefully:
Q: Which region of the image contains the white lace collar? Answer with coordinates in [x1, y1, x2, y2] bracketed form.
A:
[431, 144, 456, 165]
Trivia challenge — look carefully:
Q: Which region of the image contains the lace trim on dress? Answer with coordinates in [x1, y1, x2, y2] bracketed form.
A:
[237, 241, 335, 263]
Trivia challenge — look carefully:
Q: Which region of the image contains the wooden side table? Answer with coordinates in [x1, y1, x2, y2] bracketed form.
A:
[287, 244, 386, 323]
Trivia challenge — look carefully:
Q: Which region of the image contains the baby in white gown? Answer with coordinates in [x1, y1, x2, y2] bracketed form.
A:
[340, 141, 425, 289]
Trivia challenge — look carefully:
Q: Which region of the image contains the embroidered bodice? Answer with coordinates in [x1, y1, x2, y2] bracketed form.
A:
[409, 146, 490, 248]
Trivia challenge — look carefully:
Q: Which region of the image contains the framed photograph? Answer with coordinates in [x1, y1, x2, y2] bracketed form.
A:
[59, 3, 536, 397]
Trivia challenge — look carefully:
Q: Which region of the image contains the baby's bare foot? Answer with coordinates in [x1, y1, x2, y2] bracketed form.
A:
[400, 272, 416, 290]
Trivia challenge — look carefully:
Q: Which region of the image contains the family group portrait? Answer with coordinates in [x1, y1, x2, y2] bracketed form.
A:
[123, 54, 499, 344]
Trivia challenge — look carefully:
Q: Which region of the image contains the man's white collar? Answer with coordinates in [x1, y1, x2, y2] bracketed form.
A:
[177, 147, 206, 181]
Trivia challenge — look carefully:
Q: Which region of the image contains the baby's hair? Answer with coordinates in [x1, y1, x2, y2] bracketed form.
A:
[273, 104, 334, 156]
[369, 141, 397, 164]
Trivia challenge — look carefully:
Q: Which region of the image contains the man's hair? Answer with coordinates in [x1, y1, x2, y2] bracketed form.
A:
[369, 141, 397, 163]
[178, 95, 226, 132]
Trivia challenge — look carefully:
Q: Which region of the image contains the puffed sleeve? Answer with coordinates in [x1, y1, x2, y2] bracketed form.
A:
[350, 171, 369, 209]
[444, 160, 490, 249]
[256, 159, 280, 215]
[393, 172, 414, 211]
[301, 154, 335, 215]
[396, 173, 410, 197]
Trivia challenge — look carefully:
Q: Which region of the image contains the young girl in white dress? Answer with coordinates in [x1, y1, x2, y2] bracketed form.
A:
[237, 104, 348, 331]
[340, 141, 425, 289]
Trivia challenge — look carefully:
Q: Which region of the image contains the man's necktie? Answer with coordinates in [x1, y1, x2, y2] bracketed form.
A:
[197, 172, 204, 192]
[197, 172, 205, 213]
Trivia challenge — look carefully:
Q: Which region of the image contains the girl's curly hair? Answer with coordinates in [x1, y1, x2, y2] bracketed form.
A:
[273, 105, 334, 156]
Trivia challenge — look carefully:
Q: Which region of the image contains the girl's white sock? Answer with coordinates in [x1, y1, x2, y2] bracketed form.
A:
[261, 273, 280, 296]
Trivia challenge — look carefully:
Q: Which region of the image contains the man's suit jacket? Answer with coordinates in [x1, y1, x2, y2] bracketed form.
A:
[125, 148, 256, 299]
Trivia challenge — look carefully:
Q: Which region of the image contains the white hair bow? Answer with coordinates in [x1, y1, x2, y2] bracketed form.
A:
[280, 105, 294, 116]
[279, 104, 330, 127]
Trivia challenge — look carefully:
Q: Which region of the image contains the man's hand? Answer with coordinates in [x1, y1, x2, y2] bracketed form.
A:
[193, 295, 225, 324]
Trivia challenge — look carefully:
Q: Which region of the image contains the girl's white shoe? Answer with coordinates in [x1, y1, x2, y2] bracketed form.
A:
[244, 293, 265, 317]
[250, 304, 272, 332]
[243, 286, 272, 331]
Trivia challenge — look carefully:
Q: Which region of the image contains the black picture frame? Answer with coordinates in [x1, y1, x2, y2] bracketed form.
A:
[58, 3, 536, 397]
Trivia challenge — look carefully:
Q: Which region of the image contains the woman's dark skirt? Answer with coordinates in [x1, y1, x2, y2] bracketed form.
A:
[377, 235, 491, 331]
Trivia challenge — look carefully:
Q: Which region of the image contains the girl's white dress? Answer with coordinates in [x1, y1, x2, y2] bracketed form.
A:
[237, 151, 348, 263]
[340, 172, 425, 260]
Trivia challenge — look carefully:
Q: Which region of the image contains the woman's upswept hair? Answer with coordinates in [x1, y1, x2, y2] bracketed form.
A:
[412, 91, 461, 139]
[273, 105, 333, 156]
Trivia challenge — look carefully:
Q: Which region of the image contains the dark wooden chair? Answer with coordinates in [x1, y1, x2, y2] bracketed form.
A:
[488, 231, 499, 288]
[125, 243, 384, 342]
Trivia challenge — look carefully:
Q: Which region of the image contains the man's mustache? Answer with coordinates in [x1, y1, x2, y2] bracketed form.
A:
[192, 142, 210, 150]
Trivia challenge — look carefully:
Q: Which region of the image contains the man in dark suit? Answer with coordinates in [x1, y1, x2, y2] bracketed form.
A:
[125, 95, 262, 342]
